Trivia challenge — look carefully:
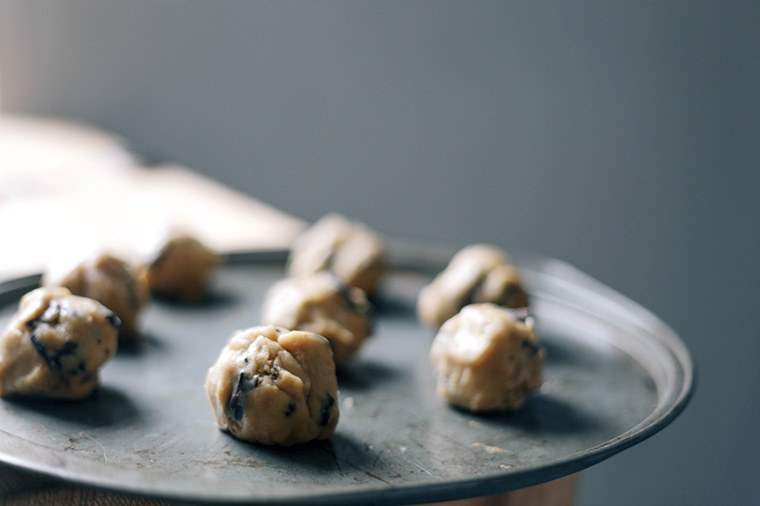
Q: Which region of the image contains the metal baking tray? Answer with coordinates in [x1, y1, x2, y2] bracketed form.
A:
[0, 247, 693, 505]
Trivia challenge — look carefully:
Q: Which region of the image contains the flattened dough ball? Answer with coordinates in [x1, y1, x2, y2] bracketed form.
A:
[45, 253, 149, 339]
[0, 287, 119, 399]
[288, 214, 385, 295]
[206, 326, 339, 446]
[418, 244, 529, 329]
[430, 303, 543, 412]
[262, 273, 372, 365]
[146, 234, 219, 302]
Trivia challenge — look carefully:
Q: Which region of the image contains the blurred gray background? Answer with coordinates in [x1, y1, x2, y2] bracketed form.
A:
[1, 1, 757, 505]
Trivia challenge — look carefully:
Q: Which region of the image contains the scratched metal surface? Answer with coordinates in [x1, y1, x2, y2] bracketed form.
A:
[0, 250, 693, 505]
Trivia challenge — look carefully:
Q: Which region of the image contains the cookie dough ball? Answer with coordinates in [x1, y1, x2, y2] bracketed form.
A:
[288, 214, 385, 295]
[45, 253, 149, 339]
[146, 234, 219, 302]
[262, 273, 372, 365]
[0, 287, 119, 399]
[418, 244, 529, 329]
[430, 303, 543, 412]
[206, 325, 339, 446]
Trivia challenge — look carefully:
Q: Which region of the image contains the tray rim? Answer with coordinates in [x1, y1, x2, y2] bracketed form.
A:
[0, 246, 695, 505]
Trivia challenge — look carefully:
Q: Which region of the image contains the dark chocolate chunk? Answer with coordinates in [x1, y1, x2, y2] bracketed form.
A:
[521, 339, 542, 356]
[105, 311, 122, 329]
[29, 333, 79, 375]
[26, 301, 61, 331]
[228, 371, 248, 421]
[284, 401, 296, 417]
[319, 393, 335, 426]
[228, 372, 262, 421]
[337, 282, 362, 313]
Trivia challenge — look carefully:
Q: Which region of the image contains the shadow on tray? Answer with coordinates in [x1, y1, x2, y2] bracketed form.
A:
[116, 331, 167, 357]
[337, 359, 405, 391]
[4, 385, 140, 428]
[465, 394, 602, 435]
[151, 286, 238, 310]
[370, 293, 415, 318]
[224, 432, 391, 479]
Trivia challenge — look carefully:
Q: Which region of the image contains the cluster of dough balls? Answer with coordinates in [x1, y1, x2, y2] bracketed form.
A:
[418, 244, 529, 329]
[288, 214, 385, 295]
[45, 253, 149, 340]
[262, 273, 372, 365]
[0, 204, 542, 448]
[145, 234, 220, 302]
[430, 303, 543, 412]
[0, 287, 119, 399]
[205, 326, 339, 446]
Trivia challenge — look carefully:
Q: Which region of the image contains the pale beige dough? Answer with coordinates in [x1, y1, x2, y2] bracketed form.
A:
[0, 287, 119, 399]
[418, 244, 529, 329]
[430, 303, 543, 412]
[45, 253, 149, 340]
[262, 273, 372, 365]
[146, 234, 219, 302]
[206, 325, 339, 446]
[288, 214, 385, 295]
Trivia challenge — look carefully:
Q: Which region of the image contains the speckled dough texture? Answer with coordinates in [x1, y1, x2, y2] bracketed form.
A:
[146, 234, 220, 302]
[45, 253, 149, 340]
[262, 273, 372, 365]
[430, 303, 543, 412]
[206, 325, 339, 446]
[288, 214, 385, 295]
[0, 287, 119, 399]
[418, 244, 529, 329]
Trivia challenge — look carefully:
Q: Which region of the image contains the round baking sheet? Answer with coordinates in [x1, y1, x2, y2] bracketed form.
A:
[0, 248, 693, 505]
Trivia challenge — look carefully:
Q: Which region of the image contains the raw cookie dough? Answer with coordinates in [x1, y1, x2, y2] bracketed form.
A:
[0, 287, 119, 399]
[146, 234, 219, 302]
[262, 273, 372, 365]
[430, 303, 543, 412]
[288, 214, 385, 295]
[45, 253, 149, 339]
[206, 325, 339, 446]
[418, 244, 529, 329]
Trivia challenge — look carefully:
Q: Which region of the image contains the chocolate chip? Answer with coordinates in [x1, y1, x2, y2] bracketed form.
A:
[26, 301, 61, 330]
[337, 283, 361, 312]
[105, 312, 122, 329]
[228, 372, 263, 421]
[284, 402, 296, 417]
[521, 340, 542, 355]
[319, 394, 335, 426]
[29, 334, 79, 375]
[228, 371, 248, 421]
